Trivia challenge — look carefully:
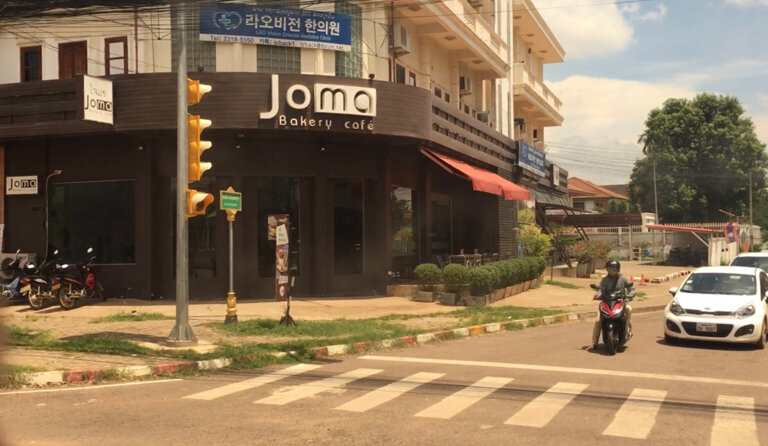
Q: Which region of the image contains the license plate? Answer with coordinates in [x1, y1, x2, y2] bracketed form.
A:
[20, 285, 30, 293]
[697, 322, 717, 333]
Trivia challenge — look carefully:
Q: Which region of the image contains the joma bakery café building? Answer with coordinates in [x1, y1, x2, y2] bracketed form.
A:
[0, 72, 568, 300]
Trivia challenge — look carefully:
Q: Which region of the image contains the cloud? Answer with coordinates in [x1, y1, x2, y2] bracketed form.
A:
[535, 0, 634, 60]
[622, 3, 668, 21]
[724, 0, 768, 5]
[543, 76, 696, 184]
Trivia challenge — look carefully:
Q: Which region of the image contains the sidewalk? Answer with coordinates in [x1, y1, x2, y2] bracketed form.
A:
[0, 261, 691, 387]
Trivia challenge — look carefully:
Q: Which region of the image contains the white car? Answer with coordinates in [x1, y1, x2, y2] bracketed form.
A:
[730, 252, 768, 271]
[664, 266, 768, 348]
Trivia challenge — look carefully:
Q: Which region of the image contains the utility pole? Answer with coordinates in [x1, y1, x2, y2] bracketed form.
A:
[749, 170, 754, 250]
[168, 1, 196, 346]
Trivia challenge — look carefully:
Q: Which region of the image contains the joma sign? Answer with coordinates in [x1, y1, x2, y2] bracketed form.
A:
[5, 176, 38, 195]
[260, 74, 376, 131]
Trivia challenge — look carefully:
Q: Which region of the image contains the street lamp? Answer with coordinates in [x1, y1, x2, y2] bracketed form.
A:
[43, 169, 62, 265]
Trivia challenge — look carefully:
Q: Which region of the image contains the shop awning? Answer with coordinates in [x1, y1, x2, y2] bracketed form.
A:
[421, 149, 530, 201]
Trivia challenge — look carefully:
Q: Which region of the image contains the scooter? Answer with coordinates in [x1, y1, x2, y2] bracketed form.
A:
[590, 284, 633, 355]
[0, 249, 33, 306]
[27, 250, 62, 310]
[57, 247, 105, 310]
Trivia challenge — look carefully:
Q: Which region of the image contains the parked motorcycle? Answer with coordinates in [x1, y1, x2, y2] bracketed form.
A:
[590, 283, 633, 355]
[27, 250, 62, 310]
[0, 249, 33, 306]
[57, 247, 105, 310]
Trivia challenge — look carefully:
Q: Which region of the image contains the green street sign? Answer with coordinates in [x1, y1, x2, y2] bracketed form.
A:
[220, 188, 242, 211]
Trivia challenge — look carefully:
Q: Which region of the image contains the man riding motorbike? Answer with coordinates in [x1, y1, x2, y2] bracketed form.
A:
[589, 260, 635, 350]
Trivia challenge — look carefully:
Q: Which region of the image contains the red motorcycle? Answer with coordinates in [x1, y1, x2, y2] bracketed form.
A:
[590, 284, 633, 355]
[57, 247, 105, 310]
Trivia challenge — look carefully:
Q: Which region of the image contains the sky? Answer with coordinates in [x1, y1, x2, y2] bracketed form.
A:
[536, 0, 768, 185]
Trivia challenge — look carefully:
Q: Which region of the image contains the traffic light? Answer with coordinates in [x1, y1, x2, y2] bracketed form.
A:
[186, 78, 213, 219]
[186, 188, 214, 218]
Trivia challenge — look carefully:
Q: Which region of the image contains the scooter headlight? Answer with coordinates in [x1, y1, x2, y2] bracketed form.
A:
[668, 299, 685, 315]
[734, 303, 756, 319]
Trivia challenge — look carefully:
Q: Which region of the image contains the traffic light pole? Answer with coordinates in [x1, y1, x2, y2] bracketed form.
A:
[168, 3, 197, 346]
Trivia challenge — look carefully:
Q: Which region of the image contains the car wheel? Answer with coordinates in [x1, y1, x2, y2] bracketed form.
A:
[755, 320, 767, 350]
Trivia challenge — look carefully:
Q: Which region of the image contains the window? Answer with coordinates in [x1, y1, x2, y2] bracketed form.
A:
[59, 41, 87, 79]
[395, 64, 406, 84]
[172, 4, 215, 73]
[105, 36, 128, 75]
[408, 71, 416, 86]
[434, 87, 442, 98]
[49, 180, 135, 264]
[257, 45, 301, 73]
[20, 46, 42, 81]
[335, 0, 362, 77]
[334, 179, 363, 274]
[444, 92, 451, 104]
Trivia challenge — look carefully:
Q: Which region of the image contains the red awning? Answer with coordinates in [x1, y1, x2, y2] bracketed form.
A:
[421, 149, 530, 201]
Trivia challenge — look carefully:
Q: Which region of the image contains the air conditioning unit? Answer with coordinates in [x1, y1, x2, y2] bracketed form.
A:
[459, 76, 473, 95]
[394, 23, 411, 55]
[0, 252, 37, 280]
[477, 111, 489, 123]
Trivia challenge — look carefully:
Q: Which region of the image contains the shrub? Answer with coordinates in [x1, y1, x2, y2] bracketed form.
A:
[413, 263, 442, 290]
[570, 240, 611, 264]
[442, 263, 469, 293]
[519, 224, 553, 257]
[468, 267, 495, 296]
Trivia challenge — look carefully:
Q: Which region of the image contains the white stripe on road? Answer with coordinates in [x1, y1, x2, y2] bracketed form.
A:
[335, 372, 444, 412]
[602, 388, 667, 439]
[360, 355, 768, 389]
[183, 364, 321, 401]
[712, 395, 759, 446]
[505, 382, 588, 427]
[0, 379, 182, 395]
[255, 368, 382, 406]
[414, 376, 513, 419]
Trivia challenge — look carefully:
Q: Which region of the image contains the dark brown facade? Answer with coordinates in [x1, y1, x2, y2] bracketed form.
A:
[0, 73, 542, 299]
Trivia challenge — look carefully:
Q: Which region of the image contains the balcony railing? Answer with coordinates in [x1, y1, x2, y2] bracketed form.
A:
[512, 63, 562, 119]
[438, 0, 508, 69]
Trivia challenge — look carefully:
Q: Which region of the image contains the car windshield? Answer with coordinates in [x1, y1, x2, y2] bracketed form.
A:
[730, 256, 768, 270]
[680, 273, 755, 295]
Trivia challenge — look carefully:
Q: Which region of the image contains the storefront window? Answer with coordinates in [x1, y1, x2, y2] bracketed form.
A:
[257, 177, 301, 278]
[334, 179, 363, 274]
[188, 177, 217, 279]
[430, 193, 452, 257]
[49, 180, 135, 264]
[391, 187, 418, 279]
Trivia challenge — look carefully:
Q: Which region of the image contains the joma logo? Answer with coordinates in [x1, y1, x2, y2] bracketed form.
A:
[260, 74, 376, 119]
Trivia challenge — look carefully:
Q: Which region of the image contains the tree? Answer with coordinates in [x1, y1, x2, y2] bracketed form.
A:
[608, 199, 631, 214]
[629, 93, 767, 222]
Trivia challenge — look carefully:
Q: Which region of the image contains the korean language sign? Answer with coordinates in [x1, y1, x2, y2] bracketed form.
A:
[199, 3, 352, 52]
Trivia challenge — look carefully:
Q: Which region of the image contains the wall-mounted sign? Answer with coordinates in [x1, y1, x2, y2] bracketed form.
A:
[259, 74, 376, 132]
[83, 75, 113, 125]
[5, 176, 38, 195]
[552, 164, 560, 187]
[199, 4, 352, 52]
[519, 141, 546, 177]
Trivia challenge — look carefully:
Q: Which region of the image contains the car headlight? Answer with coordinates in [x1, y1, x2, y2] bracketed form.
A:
[668, 299, 685, 315]
[734, 303, 756, 318]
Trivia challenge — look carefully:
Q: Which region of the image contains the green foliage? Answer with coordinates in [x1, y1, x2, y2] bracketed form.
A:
[608, 199, 631, 214]
[518, 208, 536, 225]
[519, 224, 553, 257]
[90, 312, 173, 323]
[468, 267, 496, 296]
[630, 93, 768, 221]
[413, 263, 442, 289]
[442, 263, 469, 293]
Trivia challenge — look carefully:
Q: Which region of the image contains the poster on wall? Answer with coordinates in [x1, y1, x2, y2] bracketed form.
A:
[271, 214, 290, 301]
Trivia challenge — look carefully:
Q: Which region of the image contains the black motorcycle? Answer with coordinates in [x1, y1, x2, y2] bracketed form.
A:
[57, 247, 105, 310]
[0, 249, 33, 306]
[27, 250, 62, 310]
[590, 284, 633, 355]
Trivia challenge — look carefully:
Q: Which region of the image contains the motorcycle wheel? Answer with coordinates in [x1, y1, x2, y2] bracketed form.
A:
[602, 325, 617, 356]
[28, 284, 46, 310]
[58, 287, 77, 311]
[95, 281, 106, 301]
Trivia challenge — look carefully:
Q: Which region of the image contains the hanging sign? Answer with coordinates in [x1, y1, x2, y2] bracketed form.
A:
[271, 214, 290, 301]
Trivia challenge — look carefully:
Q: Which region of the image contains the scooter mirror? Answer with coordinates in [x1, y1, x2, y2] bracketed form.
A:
[668, 287, 678, 296]
[15, 248, 20, 254]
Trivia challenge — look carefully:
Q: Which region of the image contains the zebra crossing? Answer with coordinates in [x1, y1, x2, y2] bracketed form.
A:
[183, 364, 763, 444]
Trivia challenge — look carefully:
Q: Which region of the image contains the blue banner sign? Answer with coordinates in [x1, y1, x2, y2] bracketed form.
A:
[199, 4, 352, 52]
[518, 141, 546, 177]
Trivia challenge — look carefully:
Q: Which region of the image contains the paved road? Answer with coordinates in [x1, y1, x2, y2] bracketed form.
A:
[2, 312, 767, 445]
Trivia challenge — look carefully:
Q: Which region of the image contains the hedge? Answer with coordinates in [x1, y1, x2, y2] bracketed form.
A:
[413, 257, 546, 297]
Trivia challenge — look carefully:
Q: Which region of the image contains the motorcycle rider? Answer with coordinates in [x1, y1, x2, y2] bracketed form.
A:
[590, 260, 635, 350]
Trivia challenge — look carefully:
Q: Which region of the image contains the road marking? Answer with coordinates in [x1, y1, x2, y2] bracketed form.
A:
[505, 382, 588, 427]
[183, 364, 321, 401]
[414, 376, 513, 419]
[712, 395, 759, 446]
[360, 355, 768, 388]
[335, 372, 444, 412]
[255, 368, 382, 406]
[602, 388, 667, 439]
[0, 379, 181, 396]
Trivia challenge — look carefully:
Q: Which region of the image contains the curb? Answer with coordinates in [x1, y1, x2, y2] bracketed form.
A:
[648, 270, 691, 283]
[19, 311, 594, 387]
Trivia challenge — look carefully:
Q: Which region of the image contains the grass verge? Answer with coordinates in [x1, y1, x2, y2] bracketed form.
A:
[545, 280, 581, 289]
[90, 311, 174, 323]
[0, 364, 43, 389]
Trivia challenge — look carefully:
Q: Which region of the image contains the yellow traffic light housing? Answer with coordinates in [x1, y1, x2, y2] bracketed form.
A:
[186, 188, 214, 218]
[187, 78, 212, 106]
[187, 114, 212, 182]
